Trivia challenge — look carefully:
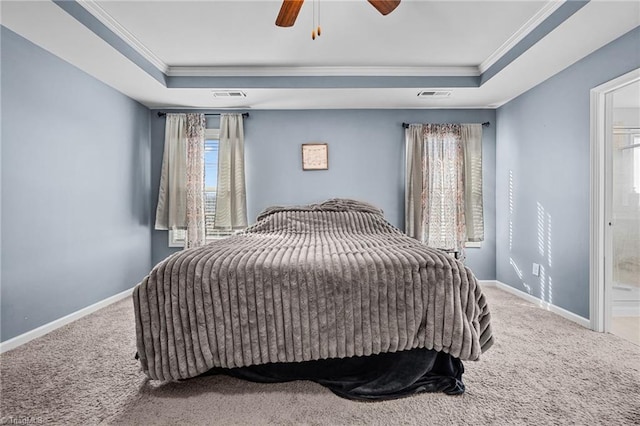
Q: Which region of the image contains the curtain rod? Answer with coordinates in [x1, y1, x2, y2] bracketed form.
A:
[402, 121, 490, 129]
[157, 112, 250, 118]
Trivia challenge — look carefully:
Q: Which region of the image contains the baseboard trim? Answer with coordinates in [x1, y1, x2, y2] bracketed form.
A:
[478, 280, 499, 287]
[479, 280, 591, 329]
[612, 303, 640, 317]
[0, 288, 133, 353]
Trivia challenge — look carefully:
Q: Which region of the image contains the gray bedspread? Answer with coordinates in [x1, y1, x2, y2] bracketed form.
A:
[133, 199, 493, 381]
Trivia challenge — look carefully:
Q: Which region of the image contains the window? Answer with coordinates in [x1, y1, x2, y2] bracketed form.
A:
[169, 128, 236, 247]
[405, 123, 484, 254]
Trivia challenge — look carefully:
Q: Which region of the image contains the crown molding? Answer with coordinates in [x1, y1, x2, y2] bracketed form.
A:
[71, 0, 560, 80]
[76, 0, 168, 73]
[166, 66, 481, 78]
[479, 1, 565, 74]
[72, 0, 480, 79]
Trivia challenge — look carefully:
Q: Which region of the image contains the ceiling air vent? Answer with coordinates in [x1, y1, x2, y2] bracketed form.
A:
[417, 91, 451, 98]
[212, 90, 247, 98]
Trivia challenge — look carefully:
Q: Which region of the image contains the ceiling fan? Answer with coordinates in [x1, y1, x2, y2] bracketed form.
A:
[275, 0, 401, 27]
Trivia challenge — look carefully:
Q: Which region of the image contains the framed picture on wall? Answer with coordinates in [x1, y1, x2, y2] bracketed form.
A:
[301, 143, 329, 170]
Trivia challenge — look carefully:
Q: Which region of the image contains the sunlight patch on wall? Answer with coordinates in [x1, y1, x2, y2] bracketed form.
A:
[510, 257, 531, 294]
[547, 213, 553, 269]
[540, 264, 546, 302]
[536, 203, 553, 304]
[509, 170, 514, 251]
[537, 202, 545, 256]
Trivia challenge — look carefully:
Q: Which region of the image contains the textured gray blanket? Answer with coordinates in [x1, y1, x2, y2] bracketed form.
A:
[134, 199, 493, 381]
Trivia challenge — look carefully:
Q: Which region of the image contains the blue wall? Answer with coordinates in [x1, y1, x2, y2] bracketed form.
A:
[150, 109, 497, 280]
[496, 26, 640, 318]
[1, 27, 152, 341]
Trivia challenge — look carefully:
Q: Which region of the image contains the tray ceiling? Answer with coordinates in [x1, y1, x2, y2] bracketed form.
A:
[1, 0, 638, 109]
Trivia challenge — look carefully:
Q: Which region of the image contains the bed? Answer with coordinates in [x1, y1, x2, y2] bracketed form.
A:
[133, 198, 493, 400]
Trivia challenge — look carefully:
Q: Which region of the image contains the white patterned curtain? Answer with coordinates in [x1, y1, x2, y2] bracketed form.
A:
[184, 114, 206, 248]
[405, 123, 484, 253]
[215, 114, 248, 230]
[421, 124, 466, 251]
[154, 113, 206, 248]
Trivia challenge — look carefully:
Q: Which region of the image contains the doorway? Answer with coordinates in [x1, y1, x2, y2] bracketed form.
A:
[609, 81, 640, 344]
[590, 69, 640, 345]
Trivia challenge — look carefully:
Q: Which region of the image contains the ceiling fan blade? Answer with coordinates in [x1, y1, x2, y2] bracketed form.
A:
[276, 0, 305, 27]
[367, 0, 401, 16]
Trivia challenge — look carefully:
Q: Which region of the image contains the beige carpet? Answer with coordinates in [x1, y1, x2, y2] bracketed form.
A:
[1, 286, 639, 425]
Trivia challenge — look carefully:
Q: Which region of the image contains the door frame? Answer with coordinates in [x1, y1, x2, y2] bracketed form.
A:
[589, 68, 640, 332]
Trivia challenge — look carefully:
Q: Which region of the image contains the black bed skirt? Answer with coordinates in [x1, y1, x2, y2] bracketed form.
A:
[201, 348, 465, 401]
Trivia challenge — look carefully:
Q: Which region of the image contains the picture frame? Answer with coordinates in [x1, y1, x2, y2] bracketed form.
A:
[301, 143, 329, 170]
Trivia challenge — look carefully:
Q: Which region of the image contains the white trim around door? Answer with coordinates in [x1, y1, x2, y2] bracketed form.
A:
[589, 68, 640, 333]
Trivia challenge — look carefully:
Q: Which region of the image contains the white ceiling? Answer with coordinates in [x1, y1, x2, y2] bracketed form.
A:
[94, 1, 545, 69]
[2, 0, 639, 109]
